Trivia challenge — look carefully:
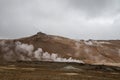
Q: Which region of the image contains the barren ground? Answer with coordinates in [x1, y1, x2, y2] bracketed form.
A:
[0, 61, 120, 80]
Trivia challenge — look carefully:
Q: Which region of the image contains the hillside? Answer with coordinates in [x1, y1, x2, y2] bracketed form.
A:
[0, 32, 120, 66]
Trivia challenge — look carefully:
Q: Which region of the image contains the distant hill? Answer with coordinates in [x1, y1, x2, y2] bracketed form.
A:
[0, 32, 120, 66]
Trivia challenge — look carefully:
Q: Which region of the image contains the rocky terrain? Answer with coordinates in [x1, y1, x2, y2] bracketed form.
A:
[0, 32, 120, 66]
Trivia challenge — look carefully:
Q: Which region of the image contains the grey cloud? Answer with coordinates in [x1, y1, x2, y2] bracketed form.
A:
[68, 0, 108, 16]
[67, 0, 120, 18]
[0, 0, 120, 39]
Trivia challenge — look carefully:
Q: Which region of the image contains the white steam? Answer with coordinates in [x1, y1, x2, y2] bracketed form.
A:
[84, 40, 93, 45]
[34, 48, 42, 60]
[83, 40, 111, 46]
[0, 41, 84, 63]
[15, 41, 34, 57]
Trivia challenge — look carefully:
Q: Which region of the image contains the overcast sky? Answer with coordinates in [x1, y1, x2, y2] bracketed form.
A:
[0, 0, 120, 40]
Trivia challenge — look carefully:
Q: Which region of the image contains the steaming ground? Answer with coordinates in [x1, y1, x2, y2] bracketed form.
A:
[0, 33, 120, 80]
[0, 40, 83, 63]
[0, 32, 120, 67]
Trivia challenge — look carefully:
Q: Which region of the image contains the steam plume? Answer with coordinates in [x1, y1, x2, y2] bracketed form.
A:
[0, 41, 84, 63]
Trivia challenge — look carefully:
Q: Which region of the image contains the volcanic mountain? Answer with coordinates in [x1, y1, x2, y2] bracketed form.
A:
[0, 32, 120, 66]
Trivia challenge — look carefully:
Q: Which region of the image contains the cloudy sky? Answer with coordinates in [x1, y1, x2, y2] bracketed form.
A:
[0, 0, 120, 40]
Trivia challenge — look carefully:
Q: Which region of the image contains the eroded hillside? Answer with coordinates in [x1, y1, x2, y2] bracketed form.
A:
[0, 32, 120, 66]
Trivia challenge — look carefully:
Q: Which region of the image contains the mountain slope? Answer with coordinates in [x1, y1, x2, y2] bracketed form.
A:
[0, 32, 120, 66]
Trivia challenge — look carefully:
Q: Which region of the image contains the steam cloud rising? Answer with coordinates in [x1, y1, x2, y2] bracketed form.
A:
[0, 40, 84, 63]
